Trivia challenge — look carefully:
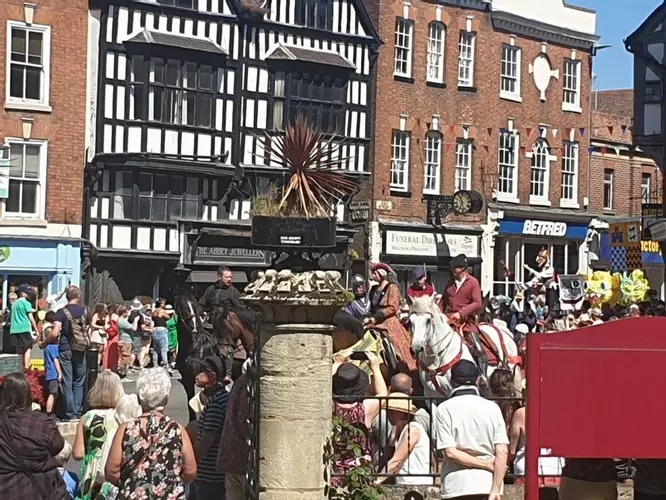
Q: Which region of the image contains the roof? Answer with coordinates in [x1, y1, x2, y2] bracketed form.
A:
[592, 89, 633, 117]
[626, 2, 666, 45]
[265, 44, 355, 69]
[125, 29, 228, 55]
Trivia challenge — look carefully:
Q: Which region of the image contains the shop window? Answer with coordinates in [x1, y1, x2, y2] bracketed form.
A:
[7, 275, 48, 309]
[551, 244, 565, 276]
[567, 241, 580, 274]
[493, 237, 520, 297]
[113, 170, 133, 220]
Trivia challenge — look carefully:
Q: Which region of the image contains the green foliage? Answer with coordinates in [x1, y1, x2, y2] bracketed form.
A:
[323, 416, 384, 500]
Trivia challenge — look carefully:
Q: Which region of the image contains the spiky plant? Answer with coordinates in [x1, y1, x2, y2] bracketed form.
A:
[256, 115, 358, 218]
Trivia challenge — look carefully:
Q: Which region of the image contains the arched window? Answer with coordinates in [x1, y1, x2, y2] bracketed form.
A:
[528, 139, 555, 202]
[423, 131, 442, 194]
[427, 22, 446, 84]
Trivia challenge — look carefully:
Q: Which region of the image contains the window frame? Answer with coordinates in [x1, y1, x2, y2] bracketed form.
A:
[497, 130, 519, 201]
[426, 22, 446, 84]
[562, 59, 582, 113]
[394, 18, 414, 79]
[2, 138, 48, 220]
[528, 139, 553, 205]
[642, 173, 652, 204]
[295, 0, 333, 30]
[5, 21, 52, 112]
[154, 0, 196, 7]
[423, 131, 442, 195]
[454, 138, 473, 192]
[500, 44, 521, 102]
[603, 169, 614, 210]
[457, 30, 476, 88]
[560, 141, 579, 207]
[390, 130, 410, 192]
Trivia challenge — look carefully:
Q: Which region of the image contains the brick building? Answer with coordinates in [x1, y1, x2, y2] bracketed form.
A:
[367, 0, 599, 294]
[0, 1, 88, 313]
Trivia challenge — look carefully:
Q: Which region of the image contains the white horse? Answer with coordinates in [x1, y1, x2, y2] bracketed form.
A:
[410, 295, 522, 398]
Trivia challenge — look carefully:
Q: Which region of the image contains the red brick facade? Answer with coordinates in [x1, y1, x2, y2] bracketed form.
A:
[371, 1, 593, 224]
[0, 1, 87, 227]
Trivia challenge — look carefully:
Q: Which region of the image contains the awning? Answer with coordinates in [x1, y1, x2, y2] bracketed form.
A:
[186, 270, 248, 283]
[265, 44, 355, 69]
[125, 29, 228, 55]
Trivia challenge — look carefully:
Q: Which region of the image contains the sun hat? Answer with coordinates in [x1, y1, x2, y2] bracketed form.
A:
[130, 298, 143, 311]
[578, 313, 592, 325]
[383, 392, 418, 414]
[333, 363, 370, 399]
[165, 304, 174, 311]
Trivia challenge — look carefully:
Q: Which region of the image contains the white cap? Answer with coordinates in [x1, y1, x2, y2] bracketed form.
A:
[515, 323, 529, 334]
[46, 294, 60, 312]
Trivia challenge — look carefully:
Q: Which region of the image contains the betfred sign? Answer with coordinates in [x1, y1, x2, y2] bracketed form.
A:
[523, 220, 567, 237]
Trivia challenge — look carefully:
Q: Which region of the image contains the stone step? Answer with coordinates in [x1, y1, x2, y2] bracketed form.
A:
[57, 420, 79, 445]
[0, 354, 21, 375]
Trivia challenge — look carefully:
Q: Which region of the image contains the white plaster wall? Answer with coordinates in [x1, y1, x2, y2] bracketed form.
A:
[491, 0, 596, 35]
[0, 223, 82, 239]
[86, 10, 101, 162]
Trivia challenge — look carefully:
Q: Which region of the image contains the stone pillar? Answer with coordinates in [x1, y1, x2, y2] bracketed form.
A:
[242, 270, 348, 500]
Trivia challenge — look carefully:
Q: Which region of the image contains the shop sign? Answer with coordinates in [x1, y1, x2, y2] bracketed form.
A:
[523, 220, 567, 237]
[0, 246, 10, 263]
[385, 231, 479, 258]
[349, 200, 370, 222]
[642, 240, 662, 254]
[194, 246, 269, 265]
[499, 218, 589, 240]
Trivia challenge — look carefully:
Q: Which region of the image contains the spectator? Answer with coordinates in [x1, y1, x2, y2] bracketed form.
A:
[0, 372, 69, 500]
[116, 306, 139, 376]
[42, 321, 62, 416]
[51, 286, 88, 421]
[634, 460, 666, 500]
[10, 284, 39, 371]
[488, 369, 520, 429]
[90, 303, 109, 367]
[193, 356, 229, 500]
[166, 305, 179, 369]
[152, 299, 170, 369]
[434, 359, 509, 500]
[103, 303, 120, 372]
[105, 368, 197, 499]
[72, 370, 125, 499]
[560, 458, 618, 500]
[129, 299, 151, 369]
[56, 441, 79, 499]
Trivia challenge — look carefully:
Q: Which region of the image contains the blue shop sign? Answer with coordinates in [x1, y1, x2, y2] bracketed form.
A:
[499, 218, 589, 240]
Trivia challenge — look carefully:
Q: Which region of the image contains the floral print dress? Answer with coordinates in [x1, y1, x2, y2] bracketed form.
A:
[117, 412, 185, 500]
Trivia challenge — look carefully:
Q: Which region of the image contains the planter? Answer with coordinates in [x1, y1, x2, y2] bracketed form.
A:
[251, 215, 337, 249]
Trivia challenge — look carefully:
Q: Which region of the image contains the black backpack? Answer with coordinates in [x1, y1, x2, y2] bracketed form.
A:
[64, 307, 89, 352]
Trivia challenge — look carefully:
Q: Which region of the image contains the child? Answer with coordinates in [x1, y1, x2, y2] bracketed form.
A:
[56, 441, 79, 499]
[43, 321, 62, 416]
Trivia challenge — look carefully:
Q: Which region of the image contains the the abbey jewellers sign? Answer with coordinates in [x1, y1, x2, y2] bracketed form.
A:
[385, 231, 479, 258]
[194, 246, 269, 265]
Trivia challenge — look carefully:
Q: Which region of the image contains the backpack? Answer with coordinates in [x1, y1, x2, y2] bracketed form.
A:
[63, 306, 90, 352]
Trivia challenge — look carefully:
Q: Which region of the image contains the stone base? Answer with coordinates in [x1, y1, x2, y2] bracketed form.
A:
[381, 484, 634, 500]
[0, 354, 22, 375]
[57, 421, 78, 445]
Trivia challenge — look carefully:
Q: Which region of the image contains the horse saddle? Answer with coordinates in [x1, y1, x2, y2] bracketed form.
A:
[368, 328, 399, 372]
[456, 324, 501, 367]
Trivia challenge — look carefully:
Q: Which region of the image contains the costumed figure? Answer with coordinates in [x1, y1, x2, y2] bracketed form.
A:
[343, 274, 371, 321]
[365, 263, 417, 372]
[406, 266, 435, 303]
[556, 274, 586, 312]
[619, 269, 650, 306]
[585, 271, 620, 307]
[523, 247, 556, 290]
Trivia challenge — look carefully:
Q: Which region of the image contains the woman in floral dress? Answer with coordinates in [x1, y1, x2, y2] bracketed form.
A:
[105, 369, 196, 499]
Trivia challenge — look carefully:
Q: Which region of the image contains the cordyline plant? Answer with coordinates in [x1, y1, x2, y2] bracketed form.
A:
[255, 115, 358, 218]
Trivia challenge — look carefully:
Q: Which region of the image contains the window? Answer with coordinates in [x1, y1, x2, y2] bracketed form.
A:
[138, 173, 168, 222]
[645, 82, 662, 103]
[156, 0, 194, 7]
[500, 45, 521, 99]
[394, 18, 413, 78]
[561, 142, 579, 203]
[563, 59, 582, 111]
[423, 132, 441, 194]
[296, 0, 331, 30]
[603, 169, 614, 210]
[5, 141, 46, 218]
[149, 59, 215, 127]
[497, 131, 518, 198]
[642, 173, 652, 203]
[530, 140, 550, 200]
[113, 171, 133, 220]
[427, 22, 446, 83]
[6, 22, 51, 110]
[390, 131, 410, 192]
[169, 176, 200, 220]
[286, 72, 346, 134]
[458, 31, 475, 87]
[455, 139, 472, 191]
[273, 72, 286, 130]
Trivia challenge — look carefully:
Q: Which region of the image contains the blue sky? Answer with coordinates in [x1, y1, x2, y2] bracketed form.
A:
[574, 0, 662, 90]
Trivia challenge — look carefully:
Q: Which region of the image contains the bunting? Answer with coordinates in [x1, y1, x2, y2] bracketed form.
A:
[613, 146, 621, 155]
[445, 143, 453, 153]
[552, 129, 558, 138]
[525, 127, 532, 138]
[487, 127, 493, 136]
[448, 125, 456, 135]
[520, 146, 527, 156]
[483, 145, 489, 153]
[564, 127, 572, 138]
[579, 127, 586, 137]
[607, 126, 613, 135]
[588, 146, 595, 153]
[621, 124, 628, 134]
[593, 128, 600, 136]
[601, 146, 608, 154]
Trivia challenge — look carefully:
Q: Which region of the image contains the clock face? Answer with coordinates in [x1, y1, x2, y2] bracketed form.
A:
[453, 191, 472, 215]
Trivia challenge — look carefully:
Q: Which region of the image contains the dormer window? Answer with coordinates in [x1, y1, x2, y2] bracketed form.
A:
[296, 0, 332, 30]
[156, 0, 195, 8]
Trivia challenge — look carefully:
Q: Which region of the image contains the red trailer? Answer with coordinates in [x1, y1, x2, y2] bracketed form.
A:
[525, 317, 666, 500]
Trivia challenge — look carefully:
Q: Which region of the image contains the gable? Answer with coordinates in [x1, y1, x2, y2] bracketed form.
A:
[627, 2, 666, 45]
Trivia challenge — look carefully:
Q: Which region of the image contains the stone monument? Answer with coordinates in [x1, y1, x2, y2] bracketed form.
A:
[242, 269, 349, 500]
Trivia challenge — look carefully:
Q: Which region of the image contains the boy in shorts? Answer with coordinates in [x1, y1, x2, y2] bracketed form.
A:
[42, 321, 62, 416]
[11, 284, 38, 370]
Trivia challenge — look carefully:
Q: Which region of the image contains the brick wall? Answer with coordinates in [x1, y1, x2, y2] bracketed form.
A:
[0, 1, 88, 226]
[372, 1, 593, 223]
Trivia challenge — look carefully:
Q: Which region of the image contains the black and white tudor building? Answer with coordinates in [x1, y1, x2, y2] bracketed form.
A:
[83, 0, 380, 302]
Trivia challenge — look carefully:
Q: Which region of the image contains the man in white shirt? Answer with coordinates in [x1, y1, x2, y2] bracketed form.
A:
[435, 360, 509, 500]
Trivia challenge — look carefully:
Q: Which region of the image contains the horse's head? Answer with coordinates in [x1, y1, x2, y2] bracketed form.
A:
[409, 294, 445, 357]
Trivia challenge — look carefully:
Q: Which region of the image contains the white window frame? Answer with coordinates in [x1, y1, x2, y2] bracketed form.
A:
[5, 21, 52, 112]
[497, 130, 519, 201]
[560, 142, 579, 208]
[642, 173, 652, 203]
[423, 132, 442, 194]
[603, 169, 614, 210]
[390, 131, 410, 192]
[426, 22, 446, 84]
[500, 44, 522, 102]
[2, 138, 48, 220]
[526, 139, 556, 206]
[458, 31, 476, 88]
[562, 59, 582, 113]
[455, 139, 472, 191]
[394, 18, 413, 79]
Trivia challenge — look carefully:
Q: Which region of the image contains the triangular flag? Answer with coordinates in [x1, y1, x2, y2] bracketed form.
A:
[613, 146, 621, 155]
[487, 128, 493, 136]
[499, 128, 508, 135]
[483, 145, 489, 153]
[621, 125, 628, 134]
[552, 129, 558, 138]
[607, 126, 613, 135]
[593, 128, 600, 136]
[561, 146, 567, 155]
[564, 127, 572, 137]
[449, 125, 456, 136]
[588, 146, 594, 153]
[525, 127, 532, 138]
[520, 146, 527, 156]
[579, 127, 586, 137]
[446, 143, 453, 152]
[601, 146, 608, 154]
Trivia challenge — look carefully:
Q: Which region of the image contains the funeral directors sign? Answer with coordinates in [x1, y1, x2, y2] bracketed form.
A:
[194, 246, 270, 266]
[385, 231, 479, 258]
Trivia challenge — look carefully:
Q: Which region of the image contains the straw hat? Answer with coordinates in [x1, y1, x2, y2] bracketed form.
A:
[383, 392, 418, 414]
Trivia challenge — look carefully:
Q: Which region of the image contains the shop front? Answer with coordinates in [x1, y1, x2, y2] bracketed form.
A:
[641, 239, 665, 298]
[489, 215, 592, 298]
[379, 226, 482, 294]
